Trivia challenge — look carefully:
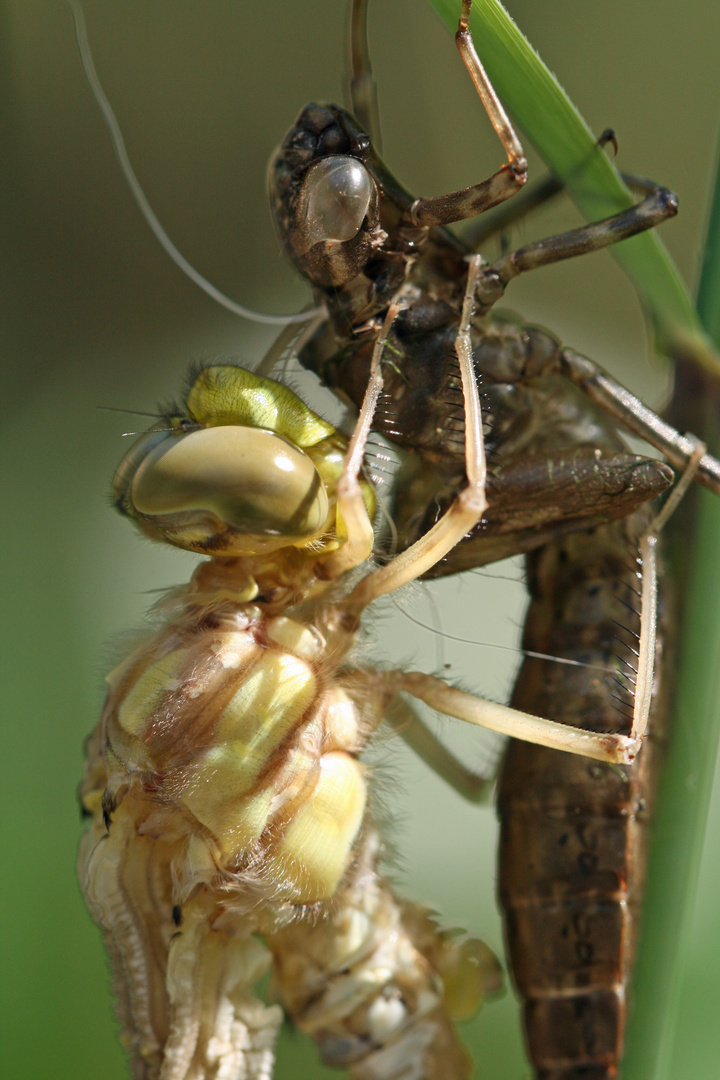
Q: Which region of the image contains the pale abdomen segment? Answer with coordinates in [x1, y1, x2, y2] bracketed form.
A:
[269, 833, 500, 1080]
[497, 516, 666, 1079]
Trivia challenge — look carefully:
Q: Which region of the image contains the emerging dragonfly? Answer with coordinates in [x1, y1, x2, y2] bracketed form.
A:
[79, 332, 672, 1078]
[70, 2, 719, 1078]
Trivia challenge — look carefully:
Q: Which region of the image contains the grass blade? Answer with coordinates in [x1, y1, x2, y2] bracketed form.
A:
[622, 142, 720, 1080]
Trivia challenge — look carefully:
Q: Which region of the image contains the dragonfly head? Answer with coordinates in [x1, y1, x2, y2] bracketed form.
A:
[269, 103, 411, 292]
[112, 364, 373, 559]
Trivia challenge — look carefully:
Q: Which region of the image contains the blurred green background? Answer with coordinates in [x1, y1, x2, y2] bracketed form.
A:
[3, 2, 720, 1077]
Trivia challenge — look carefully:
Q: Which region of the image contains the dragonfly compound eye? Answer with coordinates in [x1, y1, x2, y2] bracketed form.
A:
[297, 156, 374, 253]
[115, 426, 330, 555]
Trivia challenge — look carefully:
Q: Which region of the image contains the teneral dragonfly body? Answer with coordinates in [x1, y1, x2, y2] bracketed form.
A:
[79, 317, 675, 1076]
[78, 362, 506, 1080]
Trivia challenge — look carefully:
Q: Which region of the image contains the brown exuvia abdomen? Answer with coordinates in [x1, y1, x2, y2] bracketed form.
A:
[497, 515, 668, 1080]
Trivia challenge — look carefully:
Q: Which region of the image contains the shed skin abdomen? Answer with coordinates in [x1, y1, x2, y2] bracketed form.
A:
[497, 516, 667, 1080]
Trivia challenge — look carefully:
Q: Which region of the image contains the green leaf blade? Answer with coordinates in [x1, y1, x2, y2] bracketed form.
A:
[624, 138, 720, 1080]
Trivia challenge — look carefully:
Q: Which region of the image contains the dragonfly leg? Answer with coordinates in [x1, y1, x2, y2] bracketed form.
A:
[346, 257, 488, 607]
[558, 349, 720, 495]
[632, 435, 706, 743]
[389, 438, 705, 770]
[406, 2, 527, 228]
[465, 128, 668, 251]
[392, 671, 640, 766]
[456, 1, 525, 172]
[384, 693, 494, 804]
[320, 303, 403, 580]
[474, 184, 677, 311]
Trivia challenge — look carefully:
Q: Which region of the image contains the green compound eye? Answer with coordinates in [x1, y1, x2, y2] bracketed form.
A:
[125, 425, 329, 554]
[111, 366, 345, 555]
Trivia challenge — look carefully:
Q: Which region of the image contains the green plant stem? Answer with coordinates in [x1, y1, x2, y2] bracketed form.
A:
[623, 140, 720, 1080]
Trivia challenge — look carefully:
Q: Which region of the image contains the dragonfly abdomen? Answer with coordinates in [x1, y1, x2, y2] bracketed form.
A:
[497, 514, 667, 1079]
